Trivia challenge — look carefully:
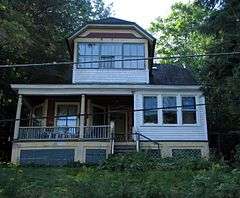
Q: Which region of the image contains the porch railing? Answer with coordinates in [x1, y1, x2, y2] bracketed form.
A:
[83, 125, 111, 139]
[18, 125, 112, 140]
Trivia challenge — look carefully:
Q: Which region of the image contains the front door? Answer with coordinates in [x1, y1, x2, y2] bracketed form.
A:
[110, 112, 127, 142]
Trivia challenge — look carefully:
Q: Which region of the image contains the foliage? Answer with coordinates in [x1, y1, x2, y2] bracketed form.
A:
[149, 2, 214, 76]
[0, 158, 240, 198]
[150, 0, 240, 153]
[0, 0, 111, 128]
[100, 152, 217, 172]
[197, 0, 240, 133]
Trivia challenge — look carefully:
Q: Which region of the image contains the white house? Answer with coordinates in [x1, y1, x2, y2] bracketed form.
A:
[11, 17, 209, 165]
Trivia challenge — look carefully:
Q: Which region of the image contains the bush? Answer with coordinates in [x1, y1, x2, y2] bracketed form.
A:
[100, 152, 217, 172]
[235, 144, 240, 163]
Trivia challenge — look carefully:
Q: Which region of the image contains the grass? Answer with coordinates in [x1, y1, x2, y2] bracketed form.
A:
[0, 153, 240, 198]
[0, 165, 195, 198]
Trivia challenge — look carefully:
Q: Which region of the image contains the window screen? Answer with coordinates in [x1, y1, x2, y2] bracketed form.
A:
[143, 96, 158, 124]
[182, 97, 196, 124]
[162, 96, 177, 124]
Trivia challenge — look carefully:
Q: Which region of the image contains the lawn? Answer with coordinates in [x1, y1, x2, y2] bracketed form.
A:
[0, 154, 240, 198]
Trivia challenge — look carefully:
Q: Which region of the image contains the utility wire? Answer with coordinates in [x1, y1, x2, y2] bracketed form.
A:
[1, 99, 240, 123]
[1, 51, 240, 68]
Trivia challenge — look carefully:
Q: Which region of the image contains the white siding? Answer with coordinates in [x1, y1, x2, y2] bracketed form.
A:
[134, 91, 208, 141]
[73, 69, 149, 84]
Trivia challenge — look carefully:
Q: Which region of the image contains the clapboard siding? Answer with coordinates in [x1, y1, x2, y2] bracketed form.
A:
[134, 91, 208, 141]
[72, 69, 149, 84]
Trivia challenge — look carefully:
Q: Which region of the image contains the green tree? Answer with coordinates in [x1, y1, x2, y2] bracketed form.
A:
[197, 0, 240, 133]
[149, 2, 214, 76]
[0, 0, 111, 127]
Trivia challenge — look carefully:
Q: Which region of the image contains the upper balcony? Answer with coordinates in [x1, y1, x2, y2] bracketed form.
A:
[67, 17, 156, 84]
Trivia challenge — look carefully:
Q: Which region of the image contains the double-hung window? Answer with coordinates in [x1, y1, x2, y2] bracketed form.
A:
[56, 104, 79, 127]
[143, 96, 158, 124]
[78, 43, 145, 69]
[100, 43, 122, 68]
[162, 96, 177, 124]
[182, 97, 197, 124]
[123, 44, 145, 69]
[78, 43, 99, 68]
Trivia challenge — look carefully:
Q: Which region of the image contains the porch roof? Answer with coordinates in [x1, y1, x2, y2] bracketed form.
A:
[11, 84, 202, 96]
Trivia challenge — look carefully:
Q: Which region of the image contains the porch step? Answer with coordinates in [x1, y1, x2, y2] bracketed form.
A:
[114, 144, 136, 154]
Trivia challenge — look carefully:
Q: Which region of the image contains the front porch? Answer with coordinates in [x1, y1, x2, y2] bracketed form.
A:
[15, 95, 134, 142]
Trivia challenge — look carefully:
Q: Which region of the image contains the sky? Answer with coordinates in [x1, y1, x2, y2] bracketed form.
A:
[104, 0, 193, 29]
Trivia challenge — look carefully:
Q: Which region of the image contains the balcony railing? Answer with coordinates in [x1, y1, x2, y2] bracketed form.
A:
[18, 125, 112, 140]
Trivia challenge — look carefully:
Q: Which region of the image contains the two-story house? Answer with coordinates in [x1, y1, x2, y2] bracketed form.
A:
[11, 17, 209, 165]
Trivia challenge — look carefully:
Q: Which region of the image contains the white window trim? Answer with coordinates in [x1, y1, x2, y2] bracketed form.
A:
[54, 102, 80, 127]
[77, 42, 146, 69]
[180, 95, 199, 126]
[140, 94, 201, 127]
[142, 95, 159, 125]
[162, 94, 179, 126]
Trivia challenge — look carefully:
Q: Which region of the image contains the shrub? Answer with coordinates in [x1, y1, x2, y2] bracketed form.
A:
[100, 152, 217, 172]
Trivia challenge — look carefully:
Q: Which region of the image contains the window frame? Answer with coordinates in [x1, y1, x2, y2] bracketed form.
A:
[54, 102, 80, 127]
[77, 42, 145, 69]
[162, 95, 178, 126]
[181, 95, 198, 126]
[142, 95, 158, 125]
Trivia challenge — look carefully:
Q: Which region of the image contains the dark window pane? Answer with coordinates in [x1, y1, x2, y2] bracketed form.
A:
[182, 111, 196, 124]
[182, 97, 196, 109]
[143, 97, 158, 124]
[163, 111, 177, 124]
[163, 97, 177, 109]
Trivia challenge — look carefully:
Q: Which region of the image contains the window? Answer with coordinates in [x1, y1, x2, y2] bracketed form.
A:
[182, 97, 196, 124]
[78, 43, 99, 68]
[162, 96, 177, 124]
[143, 96, 158, 124]
[123, 44, 145, 69]
[32, 105, 43, 126]
[78, 43, 145, 69]
[56, 104, 79, 127]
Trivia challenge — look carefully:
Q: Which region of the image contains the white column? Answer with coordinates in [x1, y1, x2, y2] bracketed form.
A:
[14, 94, 22, 140]
[79, 94, 85, 138]
[86, 99, 91, 126]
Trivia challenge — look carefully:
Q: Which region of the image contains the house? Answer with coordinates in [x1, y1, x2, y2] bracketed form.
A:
[10, 17, 209, 165]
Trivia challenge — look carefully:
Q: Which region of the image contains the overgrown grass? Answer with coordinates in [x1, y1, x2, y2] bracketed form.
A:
[0, 153, 240, 198]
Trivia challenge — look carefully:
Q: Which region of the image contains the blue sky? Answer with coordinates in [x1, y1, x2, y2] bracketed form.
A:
[104, 0, 192, 28]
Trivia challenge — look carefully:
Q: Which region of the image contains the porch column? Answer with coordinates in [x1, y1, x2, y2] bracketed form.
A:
[79, 94, 85, 138]
[14, 94, 22, 140]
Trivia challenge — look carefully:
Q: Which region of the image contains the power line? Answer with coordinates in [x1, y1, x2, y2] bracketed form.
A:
[1, 51, 240, 68]
[1, 99, 240, 123]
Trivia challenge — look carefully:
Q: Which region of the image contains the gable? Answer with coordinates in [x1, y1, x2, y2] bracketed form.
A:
[67, 17, 156, 59]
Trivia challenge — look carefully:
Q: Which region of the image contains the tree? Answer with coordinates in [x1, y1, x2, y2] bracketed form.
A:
[149, 2, 214, 76]
[197, 0, 240, 133]
[150, 0, 240, 156]
[0, 0, 111, 127]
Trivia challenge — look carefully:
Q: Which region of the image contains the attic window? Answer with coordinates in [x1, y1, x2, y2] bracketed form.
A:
[77, 42, 145, 69]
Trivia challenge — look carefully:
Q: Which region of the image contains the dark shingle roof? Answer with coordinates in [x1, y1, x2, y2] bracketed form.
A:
[85, 17, 136, 25]
[68, 17, 155, 41]
[150, 64, 198, 85]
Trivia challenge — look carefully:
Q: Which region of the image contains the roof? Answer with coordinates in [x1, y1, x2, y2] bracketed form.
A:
[66, 17, 156, 60]
[150, 64, 198, 85]
[68, 17, 156, 41]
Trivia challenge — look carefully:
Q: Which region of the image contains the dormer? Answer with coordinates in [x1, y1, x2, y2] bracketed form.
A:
[67, 17, 156, 84]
